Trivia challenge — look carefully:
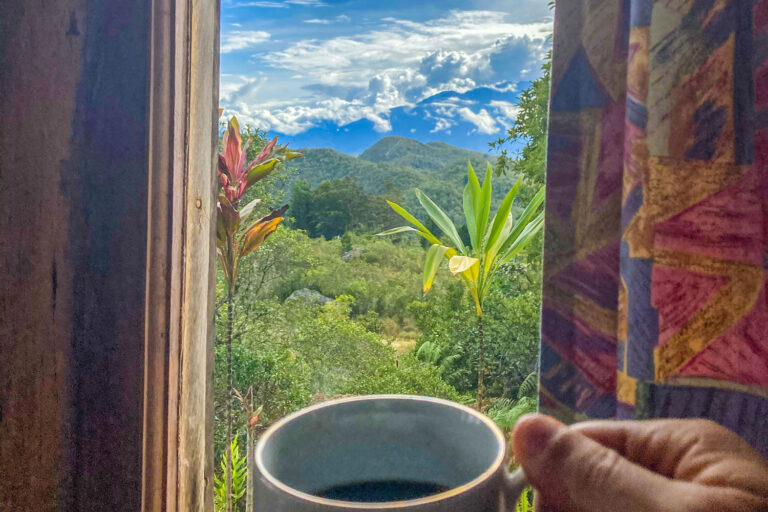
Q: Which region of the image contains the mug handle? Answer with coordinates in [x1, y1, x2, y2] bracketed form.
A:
[502, 467, 529, 511]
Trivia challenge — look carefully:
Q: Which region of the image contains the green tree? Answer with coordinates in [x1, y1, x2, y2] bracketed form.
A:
[291, 177, 399, 239]
[379, 163, 545, 408]
[490, 51, 551, 185]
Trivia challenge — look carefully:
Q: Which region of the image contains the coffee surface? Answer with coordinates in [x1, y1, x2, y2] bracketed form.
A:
[315, 480, 450, 502]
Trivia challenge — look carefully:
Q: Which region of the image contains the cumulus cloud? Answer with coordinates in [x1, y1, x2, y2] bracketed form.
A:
[221, 9, 550, 134]
[262, 11, 549, 88]
[221, 30, 270, 53]
[457, 108, 499, 134]
[488, 36, 542, 81]
[489, 100, 520, 123]
[419, 50, 479, 87]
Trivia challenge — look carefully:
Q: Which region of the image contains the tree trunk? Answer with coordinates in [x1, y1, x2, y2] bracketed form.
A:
[477, 315, 485, 410]
[226, 290, 234, 512]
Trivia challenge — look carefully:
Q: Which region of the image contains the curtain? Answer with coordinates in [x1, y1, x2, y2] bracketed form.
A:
[540, 0, 768, 456]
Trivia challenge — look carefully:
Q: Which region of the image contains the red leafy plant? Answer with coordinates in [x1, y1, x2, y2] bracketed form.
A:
[216, 116, 301, 512]
[216, 116, 302, 289]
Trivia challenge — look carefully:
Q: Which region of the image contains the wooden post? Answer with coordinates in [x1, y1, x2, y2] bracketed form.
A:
[0, 1, 219, 510]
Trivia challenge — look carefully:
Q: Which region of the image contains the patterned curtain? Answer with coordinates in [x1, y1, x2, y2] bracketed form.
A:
[540, 0, 768, 456]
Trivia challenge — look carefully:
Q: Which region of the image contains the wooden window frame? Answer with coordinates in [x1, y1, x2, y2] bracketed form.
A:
[143, 0, 220, 510]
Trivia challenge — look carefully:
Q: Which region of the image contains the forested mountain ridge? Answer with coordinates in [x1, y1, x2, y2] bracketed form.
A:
[359, 136, 490, 170]
[285, 137, 513, 226]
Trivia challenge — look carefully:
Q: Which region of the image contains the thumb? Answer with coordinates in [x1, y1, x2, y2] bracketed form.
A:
[512, 414, 679, 512]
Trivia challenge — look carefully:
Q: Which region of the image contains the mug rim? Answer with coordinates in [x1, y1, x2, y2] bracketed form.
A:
[255, 394, 507, 509]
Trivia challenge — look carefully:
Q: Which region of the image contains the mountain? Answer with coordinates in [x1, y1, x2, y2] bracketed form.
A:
[359, 137, 489, 170]
[275, 84, 527, 156]
[285, 137, 514, 225]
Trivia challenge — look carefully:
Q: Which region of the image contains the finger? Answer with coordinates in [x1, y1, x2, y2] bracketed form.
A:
[513, 414, 682, 512]
[571, 419, 768, 495]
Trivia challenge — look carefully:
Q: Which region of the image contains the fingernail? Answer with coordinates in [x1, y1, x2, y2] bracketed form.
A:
[516, 415, 563, 459]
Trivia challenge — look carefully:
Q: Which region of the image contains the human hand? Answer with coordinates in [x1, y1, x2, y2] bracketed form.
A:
[512, 414, 768, 511]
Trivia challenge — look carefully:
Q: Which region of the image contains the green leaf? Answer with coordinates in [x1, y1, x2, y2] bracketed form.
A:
[463, 163, 481, 250]
[475, 163, 493, 246]
[415, 189, 465, 252]
[499, 211, 544, 264]
[385, 201, 442, 245]
[245, 159, 278, 188]
[423, 244, 450, 293]
[376, 226, 420, 236]
[497, 186, 545, 258]
[377, 225, 442, 246]
[485, 178, 521, 253]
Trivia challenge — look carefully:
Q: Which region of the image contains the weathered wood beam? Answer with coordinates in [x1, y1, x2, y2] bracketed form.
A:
[0, 1, 219, 510]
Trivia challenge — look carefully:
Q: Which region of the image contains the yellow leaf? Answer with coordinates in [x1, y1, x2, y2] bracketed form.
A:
[449, 255, 479, 278]
[239, 217, 283, 259]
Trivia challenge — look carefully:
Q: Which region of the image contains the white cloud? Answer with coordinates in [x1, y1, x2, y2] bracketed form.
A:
[221, 10, 551, 135]
[489, 100, 520, 123]
[221, 30, 270, 53]
[430, 117, 454, 134]
[231, 23, 242, 27]
[262, 11, 549, 89]
[457, 108, 499, 134]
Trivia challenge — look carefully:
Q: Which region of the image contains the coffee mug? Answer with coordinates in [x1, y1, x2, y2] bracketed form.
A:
[252, 395, 529, 511]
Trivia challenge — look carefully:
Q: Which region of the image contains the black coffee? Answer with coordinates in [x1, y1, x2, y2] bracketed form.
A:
[316, 480, 450, 502]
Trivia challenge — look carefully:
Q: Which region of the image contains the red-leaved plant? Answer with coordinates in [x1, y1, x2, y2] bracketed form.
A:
[216, 116, 301, 512]
[216, 116, 302, 288]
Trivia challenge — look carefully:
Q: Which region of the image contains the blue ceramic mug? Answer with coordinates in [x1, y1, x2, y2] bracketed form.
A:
[252, 395, 528, 511]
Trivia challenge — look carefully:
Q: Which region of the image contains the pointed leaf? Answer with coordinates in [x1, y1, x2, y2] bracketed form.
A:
[498, 186, 545, 257]
[485, 178, 521, 253]
[376, 226, 420, 236]
[255, 136, 278, 162]
[385, 201, 442, 245]
[222, 118, 242, 182]
[416, 189, 465, 252]
[475, 163, 493, 245]
[423, 244, 450, 293]
[239, 217, 283, 259]
[245, 159, 278, 188]
[499, 211, 544, 264]
[282, 150, 304, 161]
[463, 163, 480, 250]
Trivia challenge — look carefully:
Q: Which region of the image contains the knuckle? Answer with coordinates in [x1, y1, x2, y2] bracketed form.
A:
[579, 445, 623, 488]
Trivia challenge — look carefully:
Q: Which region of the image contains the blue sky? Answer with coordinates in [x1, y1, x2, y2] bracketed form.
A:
[219, 0, 552, 151]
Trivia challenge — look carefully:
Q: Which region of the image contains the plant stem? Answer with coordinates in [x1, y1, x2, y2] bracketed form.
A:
[226, 288, 234, 512]
[246, 391, 254, 512]
[477, 314, 484, 410]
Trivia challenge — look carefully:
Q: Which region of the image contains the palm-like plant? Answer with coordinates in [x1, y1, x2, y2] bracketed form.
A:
[216, 116, 301, 512]
[379, 162, 545, 408]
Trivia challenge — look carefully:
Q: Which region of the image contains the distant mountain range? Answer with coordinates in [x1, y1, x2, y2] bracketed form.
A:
[286, 136, 516, 225]
[274, 84, 527, 156]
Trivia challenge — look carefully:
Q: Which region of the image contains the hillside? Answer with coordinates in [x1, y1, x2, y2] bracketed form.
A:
[359, 136, 490, 170]
[285, 137, 513, 225]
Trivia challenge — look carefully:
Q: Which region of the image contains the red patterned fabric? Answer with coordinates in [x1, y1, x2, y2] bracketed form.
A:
[540, 0, 768, 455]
